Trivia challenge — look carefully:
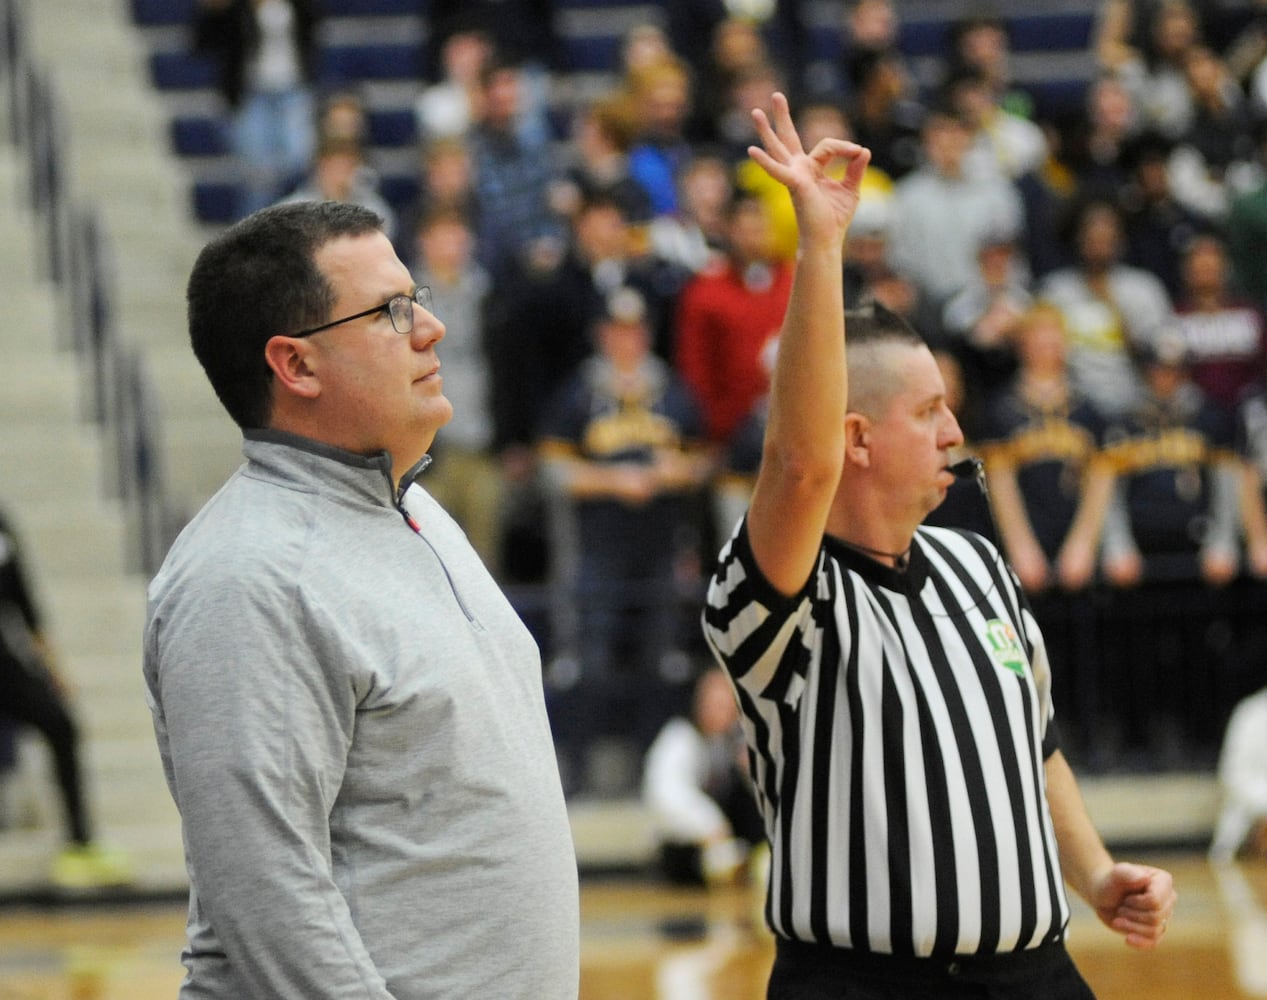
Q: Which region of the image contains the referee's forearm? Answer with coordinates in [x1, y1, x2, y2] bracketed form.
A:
[1045, 750, 1114, 903]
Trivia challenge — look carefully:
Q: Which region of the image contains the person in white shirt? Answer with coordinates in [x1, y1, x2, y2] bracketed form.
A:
[642, 667, 764, 885]
[1211, 686, 1267, 864]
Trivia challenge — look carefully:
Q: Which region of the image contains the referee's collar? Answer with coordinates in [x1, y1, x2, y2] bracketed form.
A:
[825, 533, 929, 591]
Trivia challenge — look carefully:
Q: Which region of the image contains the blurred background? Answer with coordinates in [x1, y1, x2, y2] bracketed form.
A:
[3, 0, 1267, 995]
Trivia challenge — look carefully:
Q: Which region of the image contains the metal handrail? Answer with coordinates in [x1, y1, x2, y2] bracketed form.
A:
[1, 0, 170, 574]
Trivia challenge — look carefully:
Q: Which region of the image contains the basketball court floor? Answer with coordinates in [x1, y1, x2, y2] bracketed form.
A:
[0, 852, 1263, 999]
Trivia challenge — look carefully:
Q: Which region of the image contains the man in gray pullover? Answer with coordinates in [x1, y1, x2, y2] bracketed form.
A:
[143, 200, 579, 999]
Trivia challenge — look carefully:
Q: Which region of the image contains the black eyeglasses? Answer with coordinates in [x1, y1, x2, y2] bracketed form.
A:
[294, 286, 434, 337]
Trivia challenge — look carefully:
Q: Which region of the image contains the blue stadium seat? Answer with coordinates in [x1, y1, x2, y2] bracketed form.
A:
[561, 35, 621, 73]
[367, 107, 418, 148]
[379, 173, 420, 217]
[805, 24, 843, 64]
[1023, 78, 1091, 120]
[898, 20, 949, 59]
[150, 50, 219, 91]
[323, 0, 421, 14]
[556, 0, 643, 7]
[193, 180, 240, 224]
[320, 43, 422, 84]
[132, 0, 197, 27]
[1008, 13, 1093, 53]
[171, 116, 228, 157]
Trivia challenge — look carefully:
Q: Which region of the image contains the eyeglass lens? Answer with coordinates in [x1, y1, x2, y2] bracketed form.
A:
[388, 286, 433, 334]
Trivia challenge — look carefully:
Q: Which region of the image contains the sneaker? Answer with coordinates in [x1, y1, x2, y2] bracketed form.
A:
[50, 843, 134, 891]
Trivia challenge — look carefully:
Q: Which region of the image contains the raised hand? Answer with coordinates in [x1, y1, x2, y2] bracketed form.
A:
[747, 92, 871, 251]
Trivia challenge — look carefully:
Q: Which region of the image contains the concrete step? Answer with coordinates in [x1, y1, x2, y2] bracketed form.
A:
[116, 297, 198, 354]
[0, 0, 207, 902]
[67, 154, 190, 216]
[26, 7, 151, 79]
[144, 347, 226, 419]
[0, 352, 88, 421]
[0, 819, 186, 897]
[159, 416, 243, 512]
[0, 424, 108, 502]
[38, 576, 147, 659]
[7, 496, 131, 581]
[0, 217, 48, 289]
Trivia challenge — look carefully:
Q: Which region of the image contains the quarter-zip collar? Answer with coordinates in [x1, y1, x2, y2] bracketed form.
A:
[243, 429, 430, 512]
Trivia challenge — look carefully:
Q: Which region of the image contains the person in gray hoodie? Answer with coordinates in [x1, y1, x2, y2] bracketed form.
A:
[143, 199, 579, 1000]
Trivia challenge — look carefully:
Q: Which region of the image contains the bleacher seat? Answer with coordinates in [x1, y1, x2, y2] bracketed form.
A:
[324, 0, 421, 15]
[171, 116, 227, 158]
[561, 36, 622, 74]
[135, 1, 1100, 227]
[1008, 13, 1094, 54]
[132, 0, 198, 28]
[379, 173, 421, 217]
[319, 42, 422, 84]
[1024, 78, 1094, 120]
[898, 20, 951, 60]
[366, 107, 417, 148]
[193, 180, 239, 225]
[149, 50, 218, 92]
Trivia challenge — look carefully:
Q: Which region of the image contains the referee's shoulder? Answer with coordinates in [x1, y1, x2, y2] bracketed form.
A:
[916, 523, 1003, 563]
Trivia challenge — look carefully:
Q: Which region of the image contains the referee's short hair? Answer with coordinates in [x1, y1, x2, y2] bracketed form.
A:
[844, 301, 928, 417]
[843, 300, 923, 348]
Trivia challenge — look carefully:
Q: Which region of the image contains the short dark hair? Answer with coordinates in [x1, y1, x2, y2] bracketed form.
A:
[844, 300, 924, 349]
[186, 200, 385, 429]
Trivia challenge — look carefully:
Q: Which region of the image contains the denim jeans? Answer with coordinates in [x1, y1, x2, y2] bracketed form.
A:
[231, 87, 315, 217]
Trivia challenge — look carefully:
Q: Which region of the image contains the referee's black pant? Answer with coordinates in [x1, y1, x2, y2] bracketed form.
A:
[769, 938, 1096, 999]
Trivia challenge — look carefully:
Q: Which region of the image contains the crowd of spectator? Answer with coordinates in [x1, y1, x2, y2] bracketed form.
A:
[191, 0, 1267, 792]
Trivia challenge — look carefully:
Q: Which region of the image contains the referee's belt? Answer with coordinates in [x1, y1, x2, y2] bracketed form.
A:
[776, 936, 1073, 985]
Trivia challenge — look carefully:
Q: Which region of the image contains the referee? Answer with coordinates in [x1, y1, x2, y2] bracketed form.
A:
[702, 94, 1177, 999]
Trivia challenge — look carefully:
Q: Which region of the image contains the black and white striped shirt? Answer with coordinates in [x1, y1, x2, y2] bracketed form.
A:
[702, 520, 1070, 958]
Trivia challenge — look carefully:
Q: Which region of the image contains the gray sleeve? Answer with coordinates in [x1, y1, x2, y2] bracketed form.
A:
[1098, 478, 1138, 563]
[149, 575, 397, 1000]
[1204, 458, 1244, 558]
[1118, 272, 1176, 348]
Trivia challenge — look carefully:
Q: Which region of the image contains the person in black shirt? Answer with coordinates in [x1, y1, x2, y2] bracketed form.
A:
[0, 505, 131, 889]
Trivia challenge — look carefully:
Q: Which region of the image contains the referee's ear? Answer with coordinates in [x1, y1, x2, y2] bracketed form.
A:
[844, 412, 872, 470]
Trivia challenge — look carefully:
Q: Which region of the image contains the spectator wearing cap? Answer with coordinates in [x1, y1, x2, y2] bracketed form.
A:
[537, 288, 714, 796]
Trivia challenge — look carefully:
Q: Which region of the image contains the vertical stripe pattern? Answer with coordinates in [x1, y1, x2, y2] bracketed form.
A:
[702, 522, 1070, 957]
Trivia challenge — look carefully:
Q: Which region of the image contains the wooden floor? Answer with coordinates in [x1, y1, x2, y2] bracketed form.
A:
[0, 852, 1262, 999]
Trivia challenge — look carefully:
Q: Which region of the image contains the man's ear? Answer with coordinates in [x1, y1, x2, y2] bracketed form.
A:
[264, 335, 322, 400]
[844, 412, 871, 469]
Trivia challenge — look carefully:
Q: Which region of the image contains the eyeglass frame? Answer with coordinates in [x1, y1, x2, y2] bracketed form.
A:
[292, 285, 434, 338]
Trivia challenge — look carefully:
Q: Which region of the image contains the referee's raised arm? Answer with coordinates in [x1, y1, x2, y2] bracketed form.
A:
[745, 93, 871, 597]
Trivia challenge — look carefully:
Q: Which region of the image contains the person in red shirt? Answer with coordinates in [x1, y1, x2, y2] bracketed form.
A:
[674, 190, 793, 446]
